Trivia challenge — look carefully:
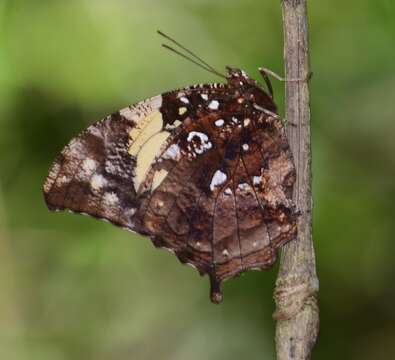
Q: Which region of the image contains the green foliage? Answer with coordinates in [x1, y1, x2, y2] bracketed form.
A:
[1, 1, 395, 359]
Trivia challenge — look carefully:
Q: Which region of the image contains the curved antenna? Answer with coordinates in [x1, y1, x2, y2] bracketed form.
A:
[161, 44, 227, 79]
[158, 30, 226, 79]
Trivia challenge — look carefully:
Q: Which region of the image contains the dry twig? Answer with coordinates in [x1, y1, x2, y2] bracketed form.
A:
[274, 1, 319, 359]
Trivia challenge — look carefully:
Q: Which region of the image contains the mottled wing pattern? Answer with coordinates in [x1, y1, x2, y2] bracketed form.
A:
[43, 81, 297, 303]
[43, 95, 164, 229]
[142, 84, 297, 302]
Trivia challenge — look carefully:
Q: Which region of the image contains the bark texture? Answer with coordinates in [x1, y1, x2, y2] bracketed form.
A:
[274, 1, 319, 359]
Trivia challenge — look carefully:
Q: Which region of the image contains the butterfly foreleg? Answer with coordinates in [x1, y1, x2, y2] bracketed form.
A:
[258, 67, 313, 85]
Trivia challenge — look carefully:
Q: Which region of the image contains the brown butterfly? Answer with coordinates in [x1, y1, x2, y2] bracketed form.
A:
[43, 31, 297, 303]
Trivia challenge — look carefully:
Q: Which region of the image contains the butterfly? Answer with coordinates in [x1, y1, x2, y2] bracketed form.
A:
[43, 31, 297, 303]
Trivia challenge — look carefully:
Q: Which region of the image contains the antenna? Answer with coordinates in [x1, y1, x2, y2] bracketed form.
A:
[157, 30, 226, 79]
[161, 44, 226, 79]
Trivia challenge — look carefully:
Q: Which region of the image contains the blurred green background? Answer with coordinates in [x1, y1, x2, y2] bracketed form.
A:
[1, 0, 395, 359]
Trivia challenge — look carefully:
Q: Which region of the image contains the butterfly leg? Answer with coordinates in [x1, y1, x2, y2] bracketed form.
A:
[259, 67, 313, 84]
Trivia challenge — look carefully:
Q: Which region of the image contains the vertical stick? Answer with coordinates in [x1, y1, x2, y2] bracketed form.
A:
[274, 1, 319, 359]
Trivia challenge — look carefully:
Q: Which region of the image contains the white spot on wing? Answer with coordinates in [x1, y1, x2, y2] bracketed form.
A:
[210, 170, 227, 191]
[91, 174, 107, 191]
[82, 158, 97, 173]
[180, 96, 189, 104]
[242, 144, 249, 151]
[214, 119, 224, 127]
[224, 188, 232, 195]
[187, 131, 208, 143]
[253, 176, 261, 186]
[201, 93, 208, 101]
[187, 131, 212, 155]
[163, 143, 181, 161]
[104, 192, 119, 205]
[195, 143, 212, 154]
[238, 182, 249, 191]
[208, 100, 219, 110]
[244, 118, 251, 126]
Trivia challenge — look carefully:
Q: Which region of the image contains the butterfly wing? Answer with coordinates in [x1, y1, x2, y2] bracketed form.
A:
[43, 95, 164, 230]
[43, 83, 297, 303]
[43, 85, 227, 229]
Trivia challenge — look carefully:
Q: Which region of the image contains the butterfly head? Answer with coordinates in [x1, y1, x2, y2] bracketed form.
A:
[226, 66, 277, 111]
[225, 66, 257, 88]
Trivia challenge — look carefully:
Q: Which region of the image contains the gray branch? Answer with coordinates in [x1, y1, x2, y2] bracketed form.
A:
[274, 1, 319, 359]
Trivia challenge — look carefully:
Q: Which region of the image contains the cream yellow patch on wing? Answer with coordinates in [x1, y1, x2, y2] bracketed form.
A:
[152, 169, 169, 191]
[134, 131, 170, 192]
[165, 119, 182, 131]
[178, 107, 187, 115]
[128, 111, 163, 156]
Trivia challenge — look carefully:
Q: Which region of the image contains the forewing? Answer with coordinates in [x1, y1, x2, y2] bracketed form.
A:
[43, 84, 229, 231]
[43, 105, 144, 229]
